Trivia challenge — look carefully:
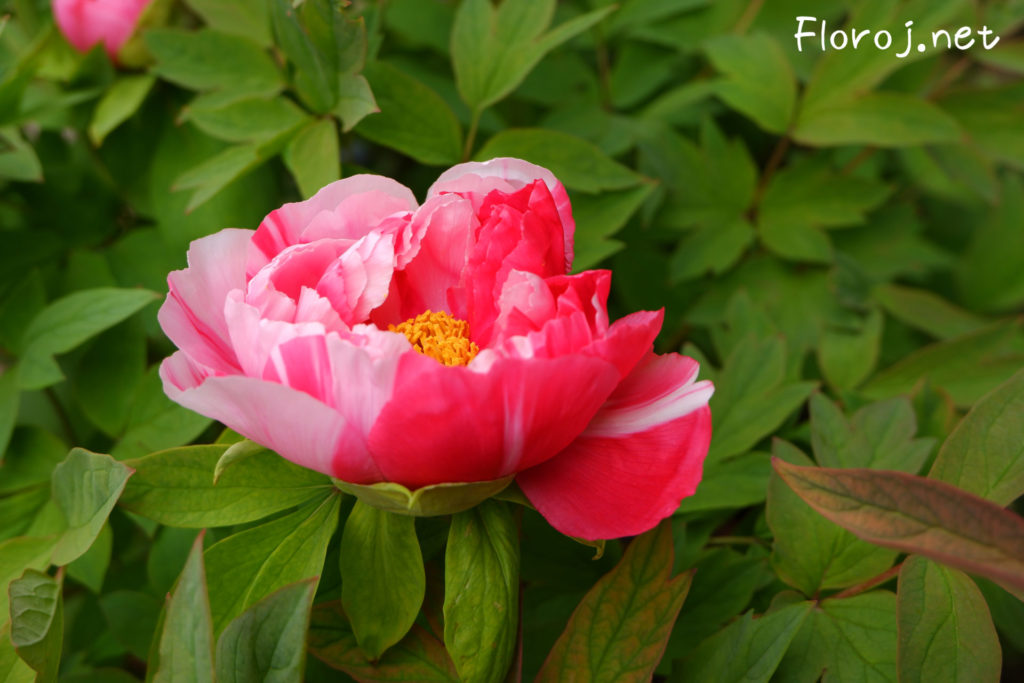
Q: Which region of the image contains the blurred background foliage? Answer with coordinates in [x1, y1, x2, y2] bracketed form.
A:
[1, 0, 1024, 681]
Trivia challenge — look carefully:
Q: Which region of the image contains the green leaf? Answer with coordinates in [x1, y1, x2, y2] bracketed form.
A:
[8, 569, 62, 683]
[759, 158, 892, 230]
[334, 476, 514, 517]
[0, 370, 18, 459]
[929, 369, 1024, 506]
[873, 284, 988, 340]
[152, 533, 214, 683]
[570, 183, 653, 271]
[672, 602, 811, 683]
[66, 522, 112, 593]
[794, 93, 961, 148]
[283, 118, 340, 199]
[957, 173, 1024, 312]
[211, 439, 266, 484]
[707, 336, 816, 463]
[120, 444, 330, 527]
[0, 621, 35, 683]
[99, 590, 163, 659]
[308, 601, 459, 681]
[818, 309, 884, 391]
[51, 448, 133, 566]
[758, 219, 833, 264]
[475, 128, 643, 193]
[772, 458, 1024, 594]
[862, 322, 1024, 408]
[270, 0, 335, 113]
[112, 367, 212, 460]
[451, 0, 614, 111]
[335, 72, 378, 132]
[340, 502, 425, 659]
[0, 128, 42, 182]
[172, 142, 270, 213]
[676, 451, 771, 514]
[184, 95, 308, 143]
[0, 536, 55, 632]
[776, 591, 898, 683]
[670, 218, 755, 282]
[184, 0, 271, 47]
[88, 74, 156, 145]
[215, 579, 316, 683]
[205, 493, 339, 635]
[444, 500, 519, 683]
[356, 62, 461, 166]
[536, 522, 692, 683]
[897, 556, 1001, 683]
[145, 28, 282, 96]
[768, 441, 897, 597]
[704, 33, 795, 134]
[72, 319, 146, 437]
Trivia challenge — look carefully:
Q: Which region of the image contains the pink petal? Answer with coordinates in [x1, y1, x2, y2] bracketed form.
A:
[158, 229, 253, 374]
[316, 232, 396, 325]
[248, 175, 417, 276]
[160, 351, 381, 482]
[366, 352, 621, 488]
[517, 353, 714, 540]
[428, 158, 574, 269]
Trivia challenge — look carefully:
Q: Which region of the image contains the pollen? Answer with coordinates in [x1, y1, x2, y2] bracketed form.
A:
[389, 310, 480, 367]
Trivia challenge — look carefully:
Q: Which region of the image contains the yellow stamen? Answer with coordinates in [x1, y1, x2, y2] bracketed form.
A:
[389, 310, 479, 367]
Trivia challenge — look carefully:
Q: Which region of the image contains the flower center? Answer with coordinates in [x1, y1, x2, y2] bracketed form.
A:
[389, 310, 480, 367]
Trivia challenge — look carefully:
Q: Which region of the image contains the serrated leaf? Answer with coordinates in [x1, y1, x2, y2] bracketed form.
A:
[8, 569, 62, 683]
[772, 458, 1024, 593]
[205, 493, 339, 635]
[283, 118, 340, 199]
[120, 444, 330, 527]
[476, 128, 643, 193]
[152, 533, 214, 683]
[445, 500, 519, 683]
[673, 602, 811, 683]
[897, 556, 1000, 683]
[88, 74, 156, 145]
[340, 502, 425, 660]
[704, 33, 795, 134]
[51, 448, 133, 566]
[929, 369, 1024, 506]
[536, 522, 692, 683]
[215, 579, 316, 683]
[356, 61, 461, 165]
[308, 601, 459, 681]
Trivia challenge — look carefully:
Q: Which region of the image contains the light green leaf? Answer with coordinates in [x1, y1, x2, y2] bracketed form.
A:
[452, 0, 614, 111]
[0, 536, 55, 632]
[818, 309, 884, 391]
[88, 74, 156, 145]
[476, 128, 643, 193]
[112, 367, 212, 460]
[897, 556, 1001, 683]
[356, 61, 461, 165]
[215, 579, 316, 683]
[0, 128, 42, 182]
[283, 119, 340, 199]
[8, 569, 62, 683]
[705, 33, 795, 134]
[334, 476, 514, 517]
[120, 444, 331, 528]
[184, 95, 308, 143]
[340, 502, 425, 659]
[152, 534, 214, 683]
[795, 93, 961, 148]
[205, 493, 339, 635]
[929, 369, 1024, 506]
[758, 218, 833, 264]
[673, 602, 811, 683]
[0, 621, 35, 683]
[537, 522, 693, 683]
[445, 500, 519, 683]
[145, 28, 282, 96]
[51, 448, 133, 566]
[184, 0, 271, 47]
[172, 143, 267, 213]
[335, 72, 378, 132]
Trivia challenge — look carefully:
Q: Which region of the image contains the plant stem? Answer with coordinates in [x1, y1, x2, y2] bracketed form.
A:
[462, 108, 482, 162]
[828, 562, 903, 601]
[707, 535, 770, 548]
[733, 0, 764, 35]
[45, 387, 79, 445]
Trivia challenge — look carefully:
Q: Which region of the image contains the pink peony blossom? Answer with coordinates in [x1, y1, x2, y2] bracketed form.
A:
[52, 0, 152, 60]
[158, 158, 713, 539]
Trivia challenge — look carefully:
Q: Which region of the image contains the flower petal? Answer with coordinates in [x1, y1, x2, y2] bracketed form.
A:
[160, 351, 381, 482]
[366, 352, 621, 488]
[316, 231, 396, 325]
[517, 353, 714, 540]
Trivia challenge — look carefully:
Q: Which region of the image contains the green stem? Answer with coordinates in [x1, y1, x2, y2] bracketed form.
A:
[827, 562, 903, 602]
[462, 107, 482, 162]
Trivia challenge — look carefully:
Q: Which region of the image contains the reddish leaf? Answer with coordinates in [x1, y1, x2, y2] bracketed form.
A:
[535, 522, 693, 683]
[772, 458, 1024, 593]
[307, 601, 459, 682]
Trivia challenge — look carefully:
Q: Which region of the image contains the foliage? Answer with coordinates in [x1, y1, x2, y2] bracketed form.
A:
[1, 0, 1023, 680]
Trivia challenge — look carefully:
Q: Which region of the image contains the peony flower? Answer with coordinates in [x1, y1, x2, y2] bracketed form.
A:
[52, 0, 153, 61]
[158, 158, 713, 540]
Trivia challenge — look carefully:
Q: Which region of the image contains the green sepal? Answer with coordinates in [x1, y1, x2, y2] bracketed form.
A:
[333, 475, 513, 517]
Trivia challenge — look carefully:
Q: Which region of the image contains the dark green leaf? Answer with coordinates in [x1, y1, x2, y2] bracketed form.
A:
[445, 500, 519, 683]
[8, 569, 62, 683]
[66, 522, 112, 593]
[340, 502, 425, 659]
[897, 556, 1000, 683]
[874, 284, 987, 340]
[956, 173, 1024, 312]
[536, 522, 692, 683]
[99, 590, 163, 659]
[818, 309, 884, 391]
[112, 367, 212, 460]
[676, 451, 771, 513]
[215, 579, 316, 683]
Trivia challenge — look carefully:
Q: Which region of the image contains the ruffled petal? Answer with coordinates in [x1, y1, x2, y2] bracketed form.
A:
[366, 352, 621, 488]
[316, 232, 396, 325]
[160, 351, 382, 482]
[517, 353, 714, 540]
